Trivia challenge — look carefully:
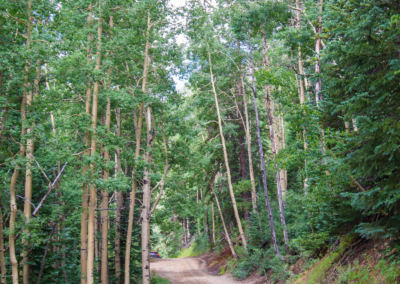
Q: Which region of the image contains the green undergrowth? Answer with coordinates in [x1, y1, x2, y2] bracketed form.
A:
[150, 272, 171, 284]
[174, 234, 210, 258]
[295, 236, 354, 284]
[336, 259, 400, 283]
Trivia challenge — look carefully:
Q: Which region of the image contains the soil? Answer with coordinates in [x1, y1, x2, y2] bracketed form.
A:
[151, 257, 240, 284]
[200, 246, 234, 275]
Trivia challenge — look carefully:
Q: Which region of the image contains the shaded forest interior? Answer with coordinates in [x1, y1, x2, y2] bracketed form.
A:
[1, 0, 400, 283]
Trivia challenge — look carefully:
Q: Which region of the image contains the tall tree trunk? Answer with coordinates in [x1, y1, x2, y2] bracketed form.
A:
[101, 16, 113, 284]
[248, 35, 281, 258]
[0, 68, 5, 284]
[241, 78, 258, 216]
[211, 201, 216, 245]
[296, 0, 309, 191]
[124, 102, 144, 284]
[183, 219, 187, 245]
[87, 12, 102, 284]
[22, 5, 33, 280]
[81, 7, 93, 283]
[101, 98, 111, 284]
[141, 107, 155, 284]
[124, 12, 150, 283]
[279, 114, 287, 195]
[315, 0, 323, 105]
[262, 31, 291, 255]
[237, 81, 250, 220]
[114, 107, 123, 284]
[9, 40, 29, 281]
[0, 178, 5, 284]
[207, 49, 247, 251]
[203, 170, 237, 257]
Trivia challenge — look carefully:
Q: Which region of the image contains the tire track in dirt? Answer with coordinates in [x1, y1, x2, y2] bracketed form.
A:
[151, 257, 239, 284]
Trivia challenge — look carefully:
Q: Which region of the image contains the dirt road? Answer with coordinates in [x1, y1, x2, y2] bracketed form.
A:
[151, 258, 239, 284]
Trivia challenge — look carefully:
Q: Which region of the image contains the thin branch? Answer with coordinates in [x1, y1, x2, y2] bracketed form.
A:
[32, 161, 68, 216]
[28, 153, 51, 184]
[16, 195, 37, 210]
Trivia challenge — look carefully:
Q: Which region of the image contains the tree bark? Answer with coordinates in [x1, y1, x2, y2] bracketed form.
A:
[124, 12, 151, 284]
[207, 49, 247, 251]
[101, 98, 111, 284]
[81, 6, 93, 283]
[315, 0, 323, 105]
[114, 107, 123, 284]
[101, 16, 113, 284]
[211, 201, 216, 245]
[87, 12, 102, 284]
[0, 177, 5, 284]
[203, 170, 237, 257]
[295, 0, 309, 191]
[262, 31, 291, 255]
[22, 5, 34, 280]
[141, 107, 155, 284]
[248, 34, 281, 258]
[241, 78, 258, 216]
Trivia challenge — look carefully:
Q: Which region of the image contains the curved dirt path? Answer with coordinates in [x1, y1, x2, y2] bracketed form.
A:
[151, 258, 239, 284]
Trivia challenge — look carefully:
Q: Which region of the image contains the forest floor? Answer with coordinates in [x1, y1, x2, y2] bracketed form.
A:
[151, 257, 240, 284]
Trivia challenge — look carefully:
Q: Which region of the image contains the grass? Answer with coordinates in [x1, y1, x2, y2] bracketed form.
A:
[150, 272, 171, 284]
[175, 242, 205, 258]
[294, 235, 354, 284]
[336, 258, 400, 283]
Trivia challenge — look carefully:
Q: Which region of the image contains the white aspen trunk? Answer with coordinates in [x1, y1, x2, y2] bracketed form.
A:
[211, 201, 216, 245]
[22, 7, 33, 279]
[81, 7, 93, 283]
[315, 0, 323, 105]
[241, 78, 258, 215]
[101, 97, 111, 284]
[87, 12, 102, 284]
[296, 0, 309, 191]
[101, 16, 113, 283]
[248, 35, 281, 258]
[114, 107, 123, 284]
[204, 170, 237, 257]
[352, 118, 358, 131]
[9, 54, 28, 283]
[141, 107, 154, 284]
[124, 13, 151, 283]
[345, 121, 350, 133]
[279, 114, 287, 195]
[207, 50, 247, 251]
[0, 179, 5, 284]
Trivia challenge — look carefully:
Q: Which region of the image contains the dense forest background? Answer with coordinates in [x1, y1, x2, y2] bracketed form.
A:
[1, 0, 400, 283]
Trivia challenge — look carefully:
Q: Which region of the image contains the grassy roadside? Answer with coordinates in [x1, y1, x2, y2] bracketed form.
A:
[150, 272, 171, 284]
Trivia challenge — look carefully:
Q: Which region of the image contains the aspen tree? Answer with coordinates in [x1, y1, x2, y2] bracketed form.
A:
[100, 15, 113, 284]
[114, 106, 123, 283]
[211, 201, 216, 245]
[22, 4, 34, 281]
[295, 0, 309, 191]
[87, 10, 102, 284]
[262, 30, 291, 255]
[81, 7, 93, 283]
[9, 36, 28, 282]
[207, 49, 247, 251]
[240, 78, 258, 214]
[203, 170, 237, 257]
[0, 71, 3, 283]
[124, 11, 149, 282]
[0, 173, 5, 284]
[141, 107, 155, 284]
[248, 34, 281, 258]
